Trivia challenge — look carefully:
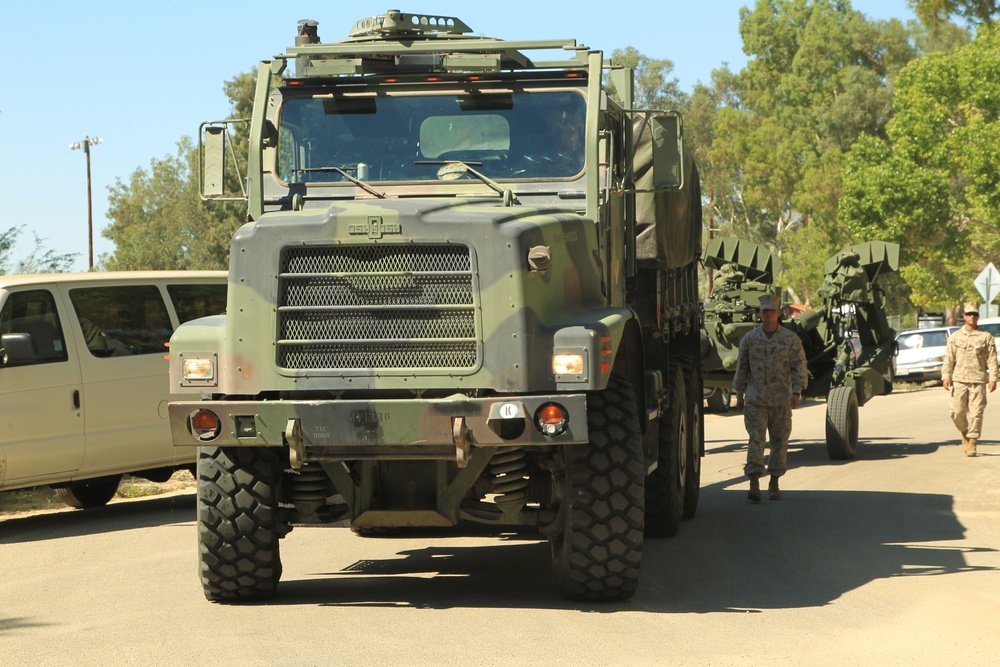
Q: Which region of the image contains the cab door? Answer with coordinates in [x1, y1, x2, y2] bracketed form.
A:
[0, 287, 85, 487]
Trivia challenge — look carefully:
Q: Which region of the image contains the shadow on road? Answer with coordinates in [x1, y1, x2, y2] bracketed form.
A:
[264, 477, 994, 611]
[0, 493, 195, 545]
[707, 436, 945, 462]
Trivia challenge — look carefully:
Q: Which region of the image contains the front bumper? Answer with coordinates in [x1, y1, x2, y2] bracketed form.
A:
[169, 394, 589, 463]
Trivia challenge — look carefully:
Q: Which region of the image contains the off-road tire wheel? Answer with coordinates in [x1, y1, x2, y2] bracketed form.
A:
[198, 446, 284, 602]
[551, 373, 644, 602]
[645, 365, 686, 537]
[55, 475, 122, 509]
[826, 386, 859, 460]
[682, 364, 703, 520]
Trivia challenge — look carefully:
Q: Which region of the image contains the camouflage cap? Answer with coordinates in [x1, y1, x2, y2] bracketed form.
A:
[759, 294, 780, 310]
[964, 302, 980, 315]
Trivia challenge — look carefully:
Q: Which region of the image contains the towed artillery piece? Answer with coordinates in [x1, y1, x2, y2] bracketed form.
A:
[701, 238, 899, 459]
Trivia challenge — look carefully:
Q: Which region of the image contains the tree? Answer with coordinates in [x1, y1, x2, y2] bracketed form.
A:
[609, 47, 689, 111]
[101, 71, 256, 270]
[708, 0, 918, 302]
[911, 0, 999, 27]
[840, 24, 1000, 313]
[0, 226, 78, 275]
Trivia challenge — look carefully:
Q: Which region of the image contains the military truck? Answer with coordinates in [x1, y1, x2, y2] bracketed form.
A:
[167, 10, 704, 603]
[700, 237, 898, 460]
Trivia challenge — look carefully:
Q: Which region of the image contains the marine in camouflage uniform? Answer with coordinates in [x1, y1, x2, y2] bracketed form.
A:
[942, 302, 999, 457]
[733, 294, 808, 501]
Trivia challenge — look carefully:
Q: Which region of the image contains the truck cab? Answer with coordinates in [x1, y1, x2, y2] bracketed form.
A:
[168, 10, 703, 604]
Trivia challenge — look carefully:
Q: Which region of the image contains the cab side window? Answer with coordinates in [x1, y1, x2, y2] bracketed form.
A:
[0, 290, 69, 365]
[167, 283, 228, 324]
[68, 285, 173, 357]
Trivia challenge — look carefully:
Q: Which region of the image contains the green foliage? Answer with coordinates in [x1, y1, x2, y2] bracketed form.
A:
[101, 71, 257, 270]
[840, 24, 1000, 309]
[609, 47, 688, 110]
[0, 226, 78, 275]
[911, 0, 999, 27]
[706, 0, 919, 303]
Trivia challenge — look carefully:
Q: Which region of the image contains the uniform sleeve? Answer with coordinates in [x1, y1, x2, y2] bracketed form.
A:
[790, 335, 807, 395]
[942, 335, 957, 381]
[733, 334, 750, 393]
[988, 335, 999, 382]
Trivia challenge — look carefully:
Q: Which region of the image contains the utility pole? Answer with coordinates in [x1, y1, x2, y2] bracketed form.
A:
[69, 136, 103, 270]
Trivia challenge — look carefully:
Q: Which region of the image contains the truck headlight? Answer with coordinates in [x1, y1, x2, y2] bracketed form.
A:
[552, 353, 585, 375]
[182, 357, 216, 381]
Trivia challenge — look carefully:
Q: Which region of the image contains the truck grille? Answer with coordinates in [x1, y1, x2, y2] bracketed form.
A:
[277, 245, 478, 370]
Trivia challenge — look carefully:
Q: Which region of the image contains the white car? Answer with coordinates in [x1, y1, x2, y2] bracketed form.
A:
[894, 326, 958, 381]
[976, 316, 1000, 355]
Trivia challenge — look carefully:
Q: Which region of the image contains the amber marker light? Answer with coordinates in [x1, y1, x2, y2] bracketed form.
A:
[600, 335, 612, 374]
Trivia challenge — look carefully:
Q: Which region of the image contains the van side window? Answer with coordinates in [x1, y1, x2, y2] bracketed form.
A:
[0, 289, 69, 364]
[68, 285, 173, 357]
[167, 283, 228, 323]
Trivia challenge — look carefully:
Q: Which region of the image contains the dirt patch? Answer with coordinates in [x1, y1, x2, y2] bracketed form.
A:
[0, 470, 196, 519]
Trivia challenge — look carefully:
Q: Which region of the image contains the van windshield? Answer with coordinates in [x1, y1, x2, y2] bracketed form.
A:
[276, 89, 585, 184]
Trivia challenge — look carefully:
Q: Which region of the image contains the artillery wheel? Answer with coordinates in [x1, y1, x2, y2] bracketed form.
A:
[682, 364, 703, 520]
[826, 386, 859, 460]
[198, 446, 285, 602]
[706, 387, 731, 412]
[645, 365, 686, 537]
[551, 373, 644, 602]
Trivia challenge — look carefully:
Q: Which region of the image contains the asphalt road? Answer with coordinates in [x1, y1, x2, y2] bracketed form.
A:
[3, 387, 999, 666]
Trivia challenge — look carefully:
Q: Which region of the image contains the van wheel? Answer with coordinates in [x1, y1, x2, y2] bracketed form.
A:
[198, 446, 284, 602]
[55, 475, 122, 509]
[551, 373, 644, 602]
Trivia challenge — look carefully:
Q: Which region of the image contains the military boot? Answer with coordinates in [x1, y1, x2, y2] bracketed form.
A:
[748, 474, 762, 503]
[967, 438, 978, 457]
[961, 434, 969, 453]
[768, 476, 782, 500]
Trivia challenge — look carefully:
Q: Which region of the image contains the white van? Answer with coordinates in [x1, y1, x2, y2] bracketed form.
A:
[0, 271, 227, 508]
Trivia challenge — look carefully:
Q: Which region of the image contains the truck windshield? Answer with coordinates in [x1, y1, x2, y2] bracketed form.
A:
[276, 89, 585, 184]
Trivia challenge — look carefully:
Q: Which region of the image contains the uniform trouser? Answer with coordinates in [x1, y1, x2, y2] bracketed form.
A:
[743, 402, 792, 478]
[949, 381, 988, 440]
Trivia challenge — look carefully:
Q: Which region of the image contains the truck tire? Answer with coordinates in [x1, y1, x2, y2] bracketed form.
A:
[644, 366, 685, 537]
[551, 373, 644, 602]
[682, 364, 702, 520]
[826, 386, 859, 460]
[54, 475, 122, 509]
[198, 446, 284, 602]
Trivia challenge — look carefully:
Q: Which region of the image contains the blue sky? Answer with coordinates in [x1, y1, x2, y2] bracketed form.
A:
[1, 0, 915, 271]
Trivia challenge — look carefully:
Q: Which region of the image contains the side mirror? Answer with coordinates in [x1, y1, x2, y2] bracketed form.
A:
[201, 124, 226, 198]
[1, 333, 36, 366]
[650, 113, 684, 189]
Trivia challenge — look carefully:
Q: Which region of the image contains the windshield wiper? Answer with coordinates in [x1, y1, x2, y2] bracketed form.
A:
[294, 166, 385, 199]
[415, 160, 519, 206]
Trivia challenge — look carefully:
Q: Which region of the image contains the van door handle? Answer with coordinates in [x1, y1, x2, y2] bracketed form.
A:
[73, 390, 81, 410]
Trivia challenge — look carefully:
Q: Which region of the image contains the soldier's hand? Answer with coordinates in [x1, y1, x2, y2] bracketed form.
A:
[942, 379, 951, 389]
[990, 381, 997, 393]
[791, 395, 801, 409]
